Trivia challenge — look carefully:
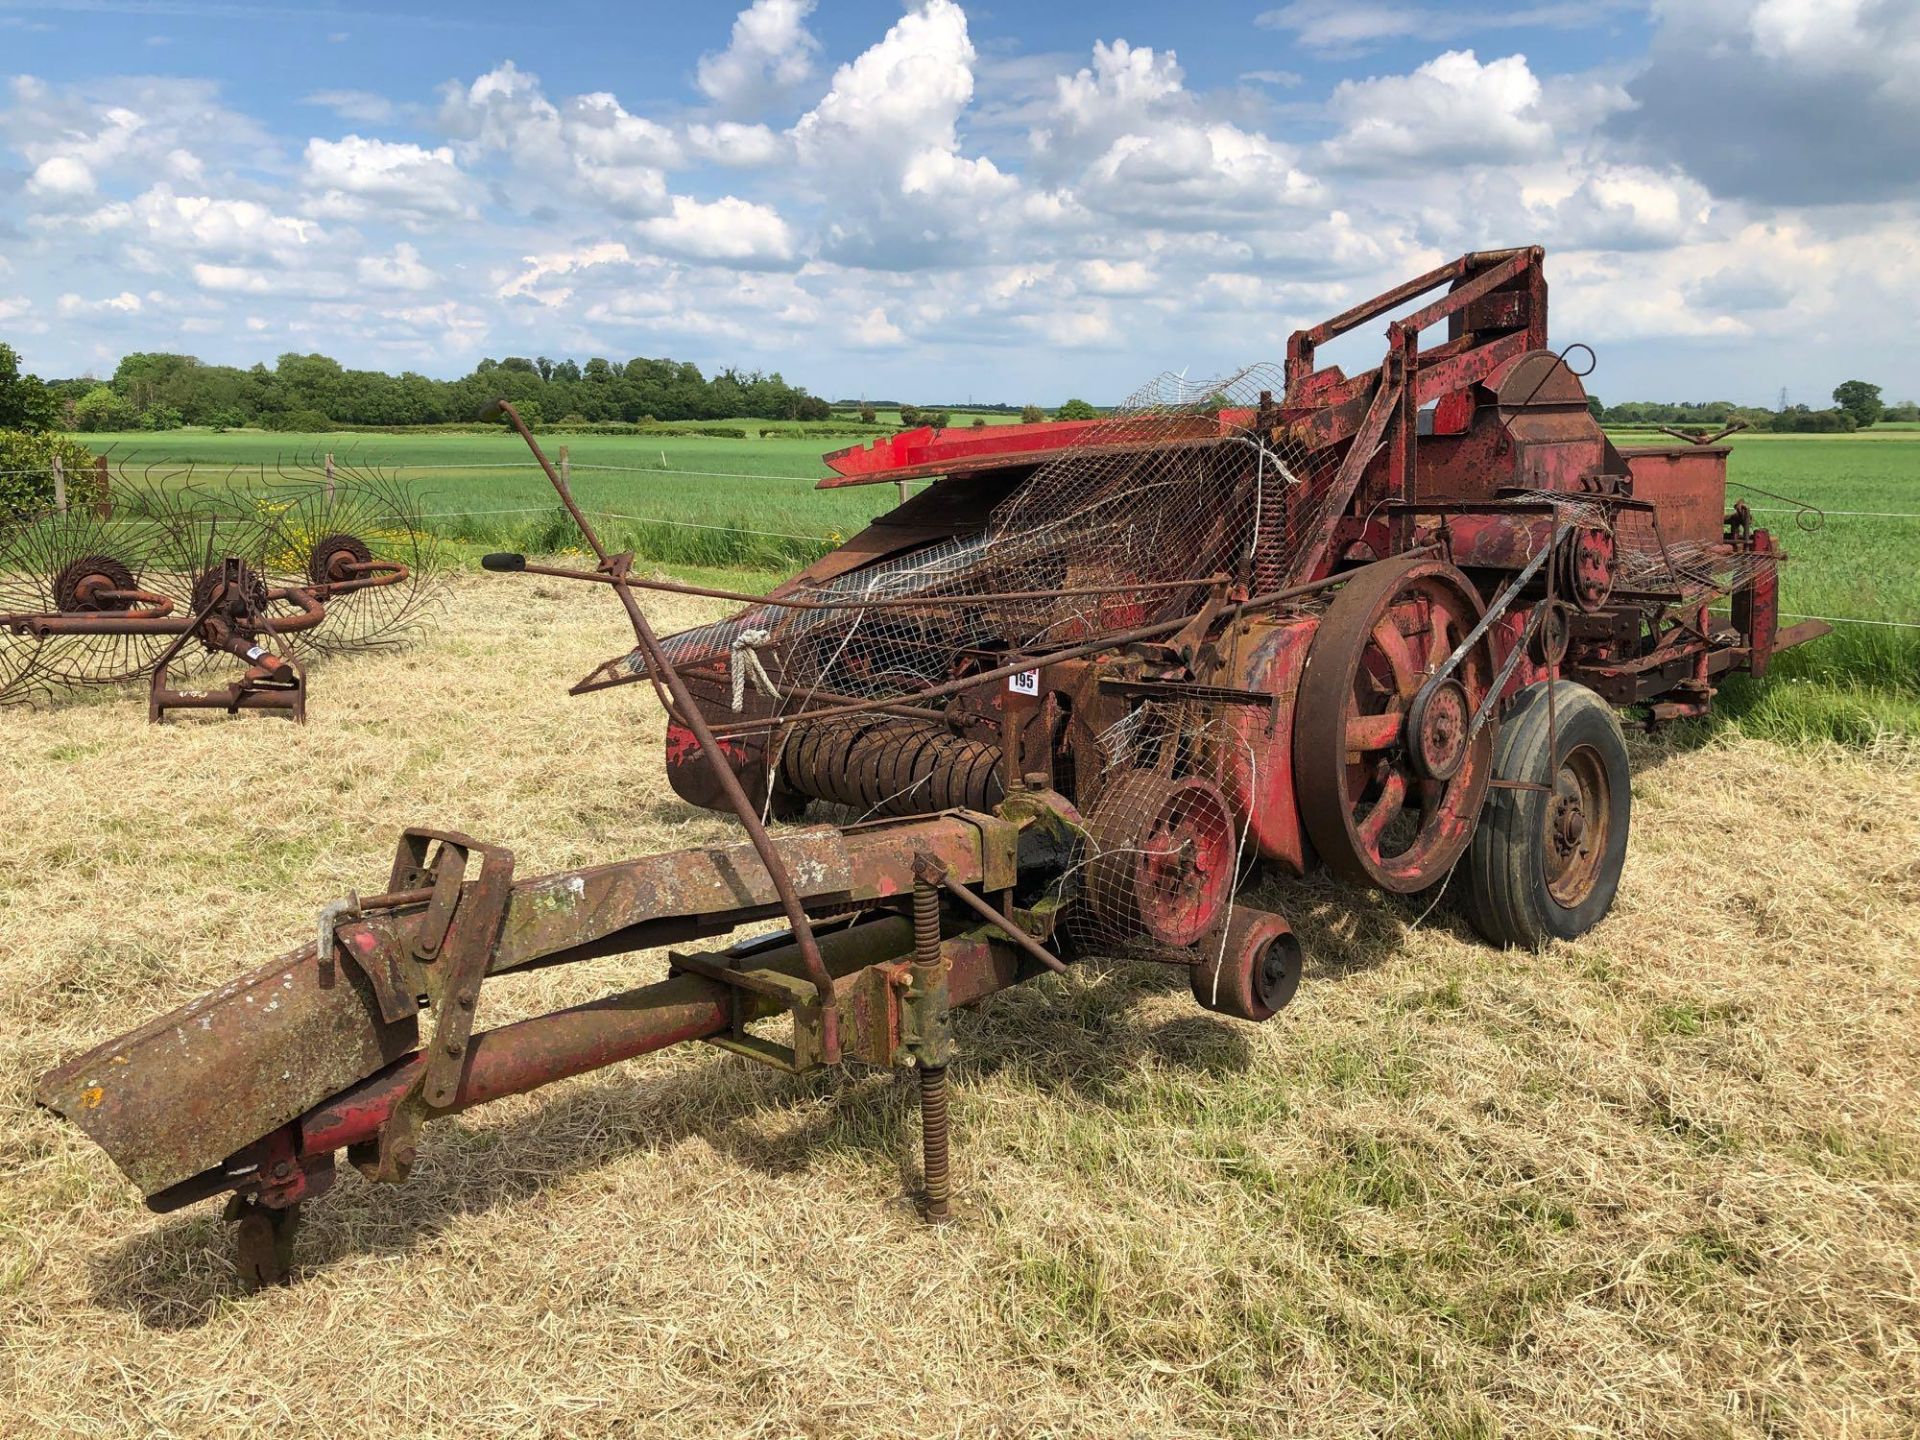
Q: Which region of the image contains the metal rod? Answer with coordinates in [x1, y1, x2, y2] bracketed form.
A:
[938, 870, 1068, 975]
[297, 972, 733, 1158]
[296, 915, 920, 1168]
[497, 559, 1227, 614]
[482, 402, 613, 563]
[486, 399, 843, 1063]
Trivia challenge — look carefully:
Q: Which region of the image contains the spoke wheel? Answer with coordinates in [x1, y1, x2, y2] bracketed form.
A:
[308, 532, 373, 588]
[53, 554, 139, 614]
[1294, 555, 1494, 893]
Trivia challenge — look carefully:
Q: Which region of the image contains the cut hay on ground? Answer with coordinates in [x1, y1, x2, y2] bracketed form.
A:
[2, 574, 1916, 1439]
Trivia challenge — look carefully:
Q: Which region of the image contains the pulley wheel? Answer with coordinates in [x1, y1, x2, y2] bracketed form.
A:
[1563, 526, 1615, 613]
[1083, 769, 1236, 947]
[1190, 906, 1300, 1022]
[1530, 601, 1572, 668]
[1294, 555, 1495, 894]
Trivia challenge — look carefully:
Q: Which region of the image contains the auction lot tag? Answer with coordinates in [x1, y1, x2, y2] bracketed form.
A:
[1009, 669, 1040, 696]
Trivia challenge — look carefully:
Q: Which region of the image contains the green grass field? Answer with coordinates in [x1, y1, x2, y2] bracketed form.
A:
[87, 425, 894, 573]
[74, 425, 1920, 743]
[1641, 433, 1920, 745]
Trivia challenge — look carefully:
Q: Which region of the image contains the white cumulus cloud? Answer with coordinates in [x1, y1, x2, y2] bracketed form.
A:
[357, 242, 437, 292]
[635, 195, 796, 267]
[697, 0, 822, 114]
[28, 155, 95, 197]
[1326, 50, 1556, 170]
[303, 135, 474, 223]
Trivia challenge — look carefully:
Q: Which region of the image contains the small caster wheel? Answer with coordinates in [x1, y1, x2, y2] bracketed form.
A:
[1190, 906, 1301, 1022]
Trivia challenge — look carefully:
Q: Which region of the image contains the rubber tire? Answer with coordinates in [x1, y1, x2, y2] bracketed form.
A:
[1466, 680, 1630, 948]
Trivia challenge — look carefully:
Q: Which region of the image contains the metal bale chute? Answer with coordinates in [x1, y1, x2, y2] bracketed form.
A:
[0, 458, 442, 720]
[36, 248, 1828, 1288]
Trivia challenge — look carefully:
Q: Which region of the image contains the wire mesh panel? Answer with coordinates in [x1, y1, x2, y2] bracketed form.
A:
[629, 366, 1348, 955]
[1615, 536, 1777, 601]
[645, 363, 1344, 712]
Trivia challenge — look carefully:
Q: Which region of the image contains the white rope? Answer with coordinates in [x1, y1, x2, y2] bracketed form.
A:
[728, 628, 778, 711]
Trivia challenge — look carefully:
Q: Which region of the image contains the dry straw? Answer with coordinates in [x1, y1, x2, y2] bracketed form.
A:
[1, 575, 1916, 1438]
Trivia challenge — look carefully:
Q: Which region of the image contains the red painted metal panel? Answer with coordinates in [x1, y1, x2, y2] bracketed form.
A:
[820, 420, 1102, 485]
[1618, 446, 1729, 547]
[818, 412, 1260, 488]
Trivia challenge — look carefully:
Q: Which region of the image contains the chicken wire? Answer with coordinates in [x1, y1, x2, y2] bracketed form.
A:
[1055, 699, 1262, 963]
[1616, 535, 1777, 600]
[643, 363, 1346, 715]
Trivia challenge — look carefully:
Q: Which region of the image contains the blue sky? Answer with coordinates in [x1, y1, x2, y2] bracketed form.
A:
[1, 0, 1914, 406]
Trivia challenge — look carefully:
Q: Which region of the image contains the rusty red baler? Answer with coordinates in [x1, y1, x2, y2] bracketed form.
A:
[36, 248, 1826, 1286]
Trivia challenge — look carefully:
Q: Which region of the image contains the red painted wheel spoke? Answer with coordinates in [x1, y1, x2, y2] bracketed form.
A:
[1369, 617, 1419, 692]
[1426, 610, 1455, 672]
[1346, 710, 1403, 751]
[1357, 768, 1407, 850]
[1295, 555, 1493, 894]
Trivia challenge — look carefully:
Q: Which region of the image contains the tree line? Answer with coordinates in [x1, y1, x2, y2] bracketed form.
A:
[31, 348, 837, 433]
[1, 339, 1910, 439]
[1591, 380, 1911, 432]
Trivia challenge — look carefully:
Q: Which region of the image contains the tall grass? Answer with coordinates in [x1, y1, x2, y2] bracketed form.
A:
[432, 505, 836, 572]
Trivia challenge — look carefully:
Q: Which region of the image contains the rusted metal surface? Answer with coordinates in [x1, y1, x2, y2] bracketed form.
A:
[1293, 555, 1494, 894]
[1617, 446, 1731, 547]
[0, 482, 418, 721]
[780, 717, 1005, 817]
[41, 811, 1009, 1197]
[36, 936, 419, 1196]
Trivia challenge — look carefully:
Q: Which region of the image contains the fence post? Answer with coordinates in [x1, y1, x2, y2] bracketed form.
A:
[95, 454, 110, 517]
[51, 455, 65, 515]
[324, 451, 335, 504]
[560, 445, 570, 492]
[897, 478, 910, 508]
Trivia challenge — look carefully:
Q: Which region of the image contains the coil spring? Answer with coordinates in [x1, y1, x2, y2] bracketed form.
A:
[783, 718, 1004, 817]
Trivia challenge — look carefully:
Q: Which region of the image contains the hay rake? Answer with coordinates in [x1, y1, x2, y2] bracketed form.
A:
[0, 460, 439, 720]
[37, 248, 1830, 1288]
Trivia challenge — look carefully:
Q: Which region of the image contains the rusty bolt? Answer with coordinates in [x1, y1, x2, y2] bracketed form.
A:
[444, 1038, 464, 1056]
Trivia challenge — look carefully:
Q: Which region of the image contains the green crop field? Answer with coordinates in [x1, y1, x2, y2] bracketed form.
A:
[1616, 432, 1920, 746]
[82, 425, 900, 574]
[71, 425, 1920, 744]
